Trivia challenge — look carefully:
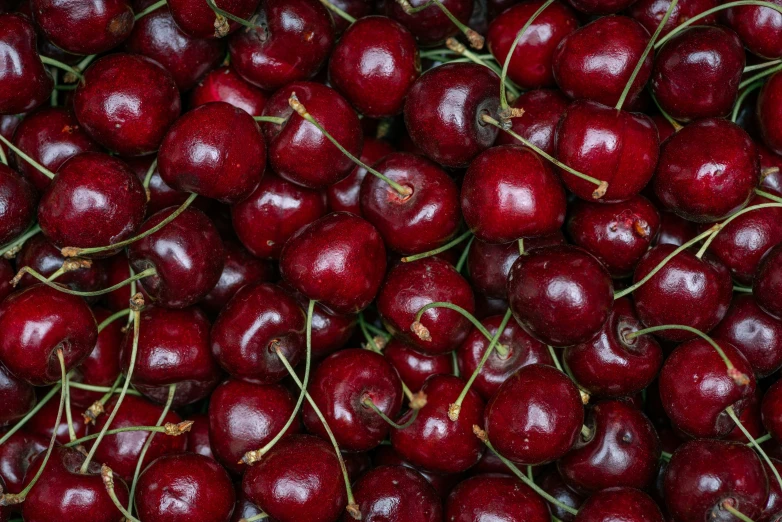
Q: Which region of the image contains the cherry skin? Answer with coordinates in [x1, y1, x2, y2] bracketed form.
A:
[446, 474, 550, 522]
[0, 165, 36, 247]
[659, 337, 756, 438]
[762, 380, 782, 442]
[167, 0, 259, 38]
[755, 243, 782, 320]
[507, 245, 614, 347]
[0, 364, 35, 427]
[0, 258, 11, 303]
[229, 0, 334, 91]
[135, 453, 235, 522]
[360, 152, 461, 254]
[261, 82, 362, 189]
[208, 378, 299, 474]
[31, 0, 133, 55]
[69, 307, 123, 408]
[761, 459, 782, 522]
[73, 53, 181, 157]
[280, 212, 386, 315]
[628, 0, 718, 37]
[0, 430, 47, 494]
[553, 16, 651, 107]
[124, 156, 213, 218]
[372, 445, 464, 499]
[242, 434, 347, 522]
[10, 107, 100, 192]
[190, 65, 268, 116]
[328, 137, 394, 216]
[651, 26, 745, 121]
[0, 114, 19, 163]
[539, 469, 586, 521]
[724, 0, 782, 59]
[383, 338, 453, 393]
[211, 282, 305, 383]
[128, 207, 225, 309]
[231, 171, 328, 259]
[664, 439, 768, 522]
[556, 99, 660, 203]
[125, 1, 225, 91]
[391, 374, 484, 474]
[656, 210, 698, 247]
[385, 0, 473, 46]
[567, 196, 661, 278]
[159, 102, 265, 204]
[575, 487, 664, 522]
[759, 71, 782, 156]
[404, 63, 500, 168]
[759, 144, 782, 196]
[494, 89, 570, 154]
[103, 251, 150, 312]
[25, 392, 86, 444]
[350, 465, 442, 522]
[0, 14, 52, 115]
[185, 413, 213, 459]
[461, 144, 566, 244]
[377, 256, 475, 354]
[21, 446, 130, 522]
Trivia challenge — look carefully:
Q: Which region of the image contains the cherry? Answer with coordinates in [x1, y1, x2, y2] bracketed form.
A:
[0, 430, 47, 494]
[760, 144, 782, 196]
[158, 102, 265, 204]
[0, 14, 52, 115]
[69, 307, 123, 408]
[761, 459, 782, 522]
[0, 364, 35, 427]
[0, 165, 35, 247]
[759, 71, 782, 156]
[280, 212, 386, 315]
[242, 434, 347, 522]
[725, 387, 764, 445]
[755, 243, 782, 320]
[372, 444, 464, 499]
[10, 107, 100, 192]
[73, 53, 181, 157]
[659, 337, 756, 438]
[103, 251, 149, 312]
[724, 0, 782, 59]
[404, 63, 500, 168]
[651, 26, 745, 121]
[350, 465, 441, 522]
[185, 413, 213, 459]
[762, 380, 782, 442]
[383, 337, 453, 392]
[655, 210, 698, 247]
[628, 0, 718, 37]
[556, 100, 660, 203]
[31, 0, 133, 55]
[553, 16, 651, 107]
[190, 65, 268, 116]
[231, 171, 328, 259]
[377, 256, 475, 354]
[262, 82, 362, 189]
[228, 0, 334, 91]
[484, 364, 584, 464]
[124, 156, 212, 218]
[327, 137, 393, 215]
[167, 0, 260, 38]
[128, 206, 225, 309]
[391, 374, 484, 473]
[539, 469, 586, 521]
[25, 392, 86, 444]
[125, 1, 225, 91]
[208, 378, 299, 474]
[0, 114, 20, 163]
[494, 89, 569, 155]
[0, 258, 11, 303]
[575, 487, 664, 522]
[135, 453, 235, 522]
[446, 474, 550, 522]
[664, 439, 768, 522]
[508, 245, 614, 347]
[385, 0, 474, 46]
[361, 152, 461, 254]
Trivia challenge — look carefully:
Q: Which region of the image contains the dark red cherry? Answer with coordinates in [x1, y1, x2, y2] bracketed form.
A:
[0, 258, 11, 303]
[651, 26, 745, 121]
[328, 0, 373, 33]
[762, 380, 782, 443]
[128, 207, 225, 308]
[755, 243, 782, 320]
[0, 284, 96, 385]
[185, 413, 213, 459]
[725, 386, 764, 444]
[280, 212, 386, 315]
[760, 459, 782, 522]
[655, 211, 698, 247]
[25, 392, 86, 444]
[507, 245, 614, 347]
[124, 156, 213, 218]
[360, 152, 461, 254]
[632, 245, 733, 341]
[125, 2, 224, 91]
[87, 394, 186, 481]
[190, 65, 268, 116]
[10, 107, 100, 192]
[759, 144, 782, 196]
[485, 364, 583, 464]
[200, 240, 274, 315]
[564, 298, 663, 398]
[457, 314, 552, 401]
[567, 196, 661, 278]
[378, 256, 474, 354]
[21, 446, 130, 522]
[167, 0, 259, 38]
[0, 430, 47, 494]
[211, 282, 305, 383]
[385, 0, 473, 46]
[0, 114, 20, 163]
[664, 439, 768, 522]
[372, 445, 464, 499]
[69, 307, 123, 408]
[102, 251, 149, 312]
[0, 14, 52, 115]
[209, 378, 299, 474]
[135, 453, 235, 522]
[724, 0, 782, 58]
[242, 434, 347, 522]
[575, 487, 664, 522]
[556, 99, 659, 203]
[553, 16, 651, 107]
[73, 53, 181, 157]
[31, 0, 133, 54]
[539, 469, 585, 521]
[0, 165, 36, 246]
[494, 89, 569, 155]
[391, 374, 484, 474]
[628, 0, 718, 37]
[229, 0, 334, 91]
[383, 338, 453, 393]
[759, 71, 782, 156]
[0, 364, 35, 427]
[461, 144, 566, 244]
[404, 63, 500, 168]
[231, 172, 328, 259]
[446, 474, 550, 522]
[261, 82, 362, 189]
[349, 465, 441, 522]
[659, 338, 756, 438]
[159, 102, 264, 204]
[327, 137, 394, 215]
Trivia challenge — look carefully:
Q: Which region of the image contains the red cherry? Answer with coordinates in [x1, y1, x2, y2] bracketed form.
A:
[0, 165, 36, 247]
[574, 487, 664, 522]
[724, 0, 782, 59]
[190, 66, 268, 117]
[383, 338, 452, 393]
[628, 0, 718, 37]
[0, 364, 35, 427]
[539, 469, 585, 521]
[0, 430, 47, 494]
[25, 391, 86, 444]
[372, 444, 464, 499]
[655, 210, 698, 247]
[385, 0, 473, 46]
[759, 71, 782, 156]
[446, 474, 550, 522]
[69, 307, 123, 408]
[755, 243, 782, 320]
[0, 14, 53, 115]
[185, 412, 213, 459]
[327, 137, 394, 215]
[167, 0, 260, 39]
[350, 465, 441, 522]
[494, 89, 570, 154]
[31, 0, 133, 54]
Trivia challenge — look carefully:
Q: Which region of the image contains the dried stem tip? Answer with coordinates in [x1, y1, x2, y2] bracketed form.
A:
[411, 321, 431, 342]
[130, 292, 145, 311]
[592, 181, 609, 199]
[409, 391, 428, 410]
[164, 420, 194, 436]
[346, 503, 362, 520]
[242, 449, 263, 466]
[62, 258, 92, 273]
[214, 14, 230, 37]
[448, 403, 461, 421]
[83, 400, 105, 424]
[445, 37, 466, 54]
[466, 29, 484, 49]
[288, 92, 308, 118]
[472, 424, 488, 442]
[728, 368, 751, 386]
[61, 246, 81, 258]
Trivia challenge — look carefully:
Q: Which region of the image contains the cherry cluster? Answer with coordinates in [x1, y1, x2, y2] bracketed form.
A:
[0, 0, 781, 521]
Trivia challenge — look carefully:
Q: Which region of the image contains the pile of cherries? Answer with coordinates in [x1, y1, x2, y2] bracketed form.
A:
[2, 0, 782, 520]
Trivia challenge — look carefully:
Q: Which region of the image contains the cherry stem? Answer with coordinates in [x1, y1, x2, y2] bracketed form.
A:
[581, 424, 592, 439]
[134, 0, 166, 20]
[80, 296, 144, 474]
[734, 285, 753, 293]
[69, 380, 141, 395]
[276, 349, 361, 520]
[722, 502, 756, 522]
[660, 451, 672, 461]
[142, 158, 157, 192]
[40, 56, 83, 82]
[253, 116, 286, 125]
[240, 514, 270, 522]
[616, 0, 678, 110]
[13, 266, 156, 298]
[0, 140, 7, 165]
[474, 426, 580, 516]
[754, 433, 773, 445]
[452, 351, 460, 377]
[362, 397, 418, 430]
[62, 192, 197, 257]
[360, 317, 391, 340]
[0, 224, 41, 259]
[413, 301, 509, 357]
[741, 62, 782, 90]
[83, 374, 126, 425]
[444, 39, 510, 92]
[0, 350, 66, 506]
[287, 93, 412, 198]
[101, 466, 141, 522]
[498, 0, 555, 110]
[64, 369, 77, 443]
[518, 239, 524, 256]
[65, 422, 190, 448]
[726, 405, 782, 494]
[756, 188, 782, 203]
[98, 308, 131, 332]
[732, 81, 764, 123]
[480, 114, 609, 198]
[698, 203, 782, 257]
[547, 345, 564, 372]
[0, 133, 56, 179]
[0, 384, 58, 445]
[613, 225, 717, 299]
[745, 60, 782, 73]
[51, 68, 59, 107]
[397, 0, 483, 49]
[455, 235, 474, 273]
[357, 316, 418, 404]
[651, 92, 683, 131]
[402, 230, 472, 263]
[205, 0, 258, 35]
[318, 0, 356, 23]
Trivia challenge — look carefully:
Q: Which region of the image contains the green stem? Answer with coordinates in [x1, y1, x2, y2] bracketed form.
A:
[64, 370, 77, 442]
[240, 514, 269, 522]
[455, 235, 474, 273]
[734, 286, 753, 294]
[754, 433, 773, 445]
[0, 224, 41, 258]
[745, 60, 782, 73]
[0, 134, 55, 179]
[362, 320, 391, 340]
[741, 62, 782, 90]
[134, 0, 166, 19]
[14, 266, 156, 298]
[413, 301, 508, 356]
[547, 345, 563, 372]
[660, 451, 672, 461]
[651, 92, 683, 131]
[318, 0, 356, 22]
[0, 384, 58, 445]
[101, 466, 141, 522]
[362, 397, 418, 430]
[40, 56, 83, 81]
[726, 405, 782, 494]
[722, 503, 756, 522]
[65, 425, 170, 447]
[756, 188, 782, 203]
[697, 203, 782, 257]
[98, 309, 131, 333]
[402, 231, 472, 263]
[732, 81, 764, 123]
[253, 116, 287, 124]
[68, 381, 141, 395]
[205, 0, 258, 30]
[142, 158, 157, 190]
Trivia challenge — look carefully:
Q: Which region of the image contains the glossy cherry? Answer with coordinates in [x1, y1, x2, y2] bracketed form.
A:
[383, 338, 453, 392]
[350, 465, 441, 522]
[628, 0, 718, 37]
[0, 363, 35, 427]
[385, 0, 473, 46]
[372, 445, 464, 499]
[494, 89, 569, 154]
[655, 210, 698, 247]
[0, 14, 52, 115]
[200, 240, 274, 315]
[190, 65, 268, 116]
[759, 71, 782, 156]
[0, 165, 36, 247]
[575, 487, 664, 522]
[328, 137, 394, 215]
[185, 413, 213, 459]
[68, 307, 123, 408]
[166, 0, 259, 38]
[0, 430, 47, 495]
[25, 392, 86, 444]
[32, 0, 133, 55]
[446, 474, 550, 522]
[755, 243, 782, 320]
[724, 0, 782, 59]
[539, 469, 585, 521]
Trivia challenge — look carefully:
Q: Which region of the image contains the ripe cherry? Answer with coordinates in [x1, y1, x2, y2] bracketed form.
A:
[0, 14, 53, 115]
[0, 364, 35, 427]
[385, 0, 474, 46]
[0, 165, 36, 247]
[167, 0, 260, 39]
[759, 71, 782, 156]
[69, 307, 123, 408]
[0, 430, 47, 495]
[26, 392, 86, 444]
[628, 0, 718, 37]
[575, 487, 664, 522]
[494, 89, 569, 154]
[189, 65, 268, 116]
[351, 465, 442, 522]
[446, 474, 550, 522]
[32, 0, 133, 55]
[185, 412, 213, 459]
[755, 243, 782, 320]
[383, 338, 453, 392]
